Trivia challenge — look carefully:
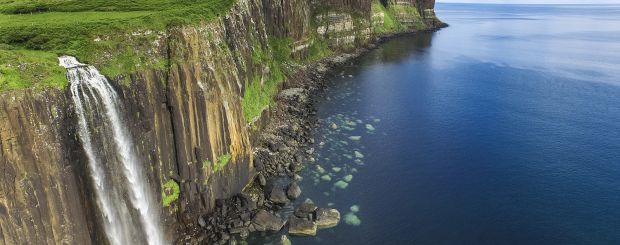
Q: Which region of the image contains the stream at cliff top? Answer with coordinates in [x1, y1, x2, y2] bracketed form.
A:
[252, 4, 620, 245]
[61, 56, 166, 245]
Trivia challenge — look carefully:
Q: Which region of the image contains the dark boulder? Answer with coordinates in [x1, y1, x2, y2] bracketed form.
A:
[286, 182, 302, 200]
[295, 202, 317, 217]
[252, 210, 286, 232]
[269, 187, 290, 204]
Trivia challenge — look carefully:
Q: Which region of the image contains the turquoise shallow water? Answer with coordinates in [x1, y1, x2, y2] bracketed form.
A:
[253, 4, 620, 244]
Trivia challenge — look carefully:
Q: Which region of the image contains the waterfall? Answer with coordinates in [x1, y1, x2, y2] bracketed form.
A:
[60, 56, 167, 245]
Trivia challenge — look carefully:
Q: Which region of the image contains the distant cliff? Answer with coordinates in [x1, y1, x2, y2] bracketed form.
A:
[0, 0, 443, 243]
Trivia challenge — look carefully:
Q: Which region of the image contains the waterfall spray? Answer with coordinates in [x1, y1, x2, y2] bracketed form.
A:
[61, 56, 167, 245]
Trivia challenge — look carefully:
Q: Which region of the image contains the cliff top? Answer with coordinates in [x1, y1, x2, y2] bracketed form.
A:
[0, 0, 235, 91]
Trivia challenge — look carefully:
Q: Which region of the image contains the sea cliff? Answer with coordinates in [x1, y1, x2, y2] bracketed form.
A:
[0, 0, 443, 243]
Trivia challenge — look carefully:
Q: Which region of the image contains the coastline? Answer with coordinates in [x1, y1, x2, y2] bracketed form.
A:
[178, 23, 448, 245]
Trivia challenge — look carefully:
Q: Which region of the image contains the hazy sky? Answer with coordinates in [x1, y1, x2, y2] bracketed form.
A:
[437, 0, 620, 4]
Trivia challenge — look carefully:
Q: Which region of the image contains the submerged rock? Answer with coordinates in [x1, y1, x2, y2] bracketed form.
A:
[354, 151, 364, 159]
[365, 124, 375, 131]
[343, 174, 353, 182]
[315, 208, 341, 229]
[350, 205, 360, 213]
[252, 210, 286, 232]
[278, 235, 292, 245]
[334, 180, 348, 189]
[321, 175, 332, 181]
[349, 136, 361, 141]
[344, 212, 361, 226]
[332, 167, 342, 173]
[288, 217, 317, 236]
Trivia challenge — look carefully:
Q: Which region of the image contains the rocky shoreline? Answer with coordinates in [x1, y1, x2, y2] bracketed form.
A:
[176, 25, 447, 245]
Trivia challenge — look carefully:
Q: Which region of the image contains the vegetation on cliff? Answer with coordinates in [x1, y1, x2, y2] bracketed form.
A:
[0, 0, 235, 91]
[372, 0, 428, 33]
[372, 0, 404, 33]
[162, 179, 180, 207]
[243, 38, 289, 123]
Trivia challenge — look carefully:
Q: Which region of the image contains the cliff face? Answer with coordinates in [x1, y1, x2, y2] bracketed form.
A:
[0, 89, 96, 244]
[0, 0, 441, 243]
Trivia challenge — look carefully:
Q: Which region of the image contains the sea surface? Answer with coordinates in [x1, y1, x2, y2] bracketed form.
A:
[253, 4, 620, 244]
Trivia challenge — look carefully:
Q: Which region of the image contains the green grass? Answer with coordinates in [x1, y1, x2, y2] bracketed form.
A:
[0, 0, 216, 13]
[0, 49, 66, 90]
[0, 0, 236, 92]
[161, 179, 180, 207]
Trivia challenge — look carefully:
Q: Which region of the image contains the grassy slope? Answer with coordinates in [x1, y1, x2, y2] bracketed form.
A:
[0, 0, 235, 91]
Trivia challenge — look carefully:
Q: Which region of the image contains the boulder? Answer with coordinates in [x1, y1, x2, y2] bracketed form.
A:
[315, 208, 340, 228]
[253, 157, 264, 170]
[252, 210, 286, 232]
[257, 173, 267, 187]
[297, 202, 318, 213]
[294, 202, 318, 219]
[287, 182, 302, 200]
[198, 216, 207, 228]
[269, 187, 290, 205]
[288, 217, 317, 236]
[344, 212, 361, 226]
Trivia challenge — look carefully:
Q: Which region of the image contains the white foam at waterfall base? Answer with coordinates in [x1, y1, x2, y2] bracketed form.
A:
[60, 55, 167, 245]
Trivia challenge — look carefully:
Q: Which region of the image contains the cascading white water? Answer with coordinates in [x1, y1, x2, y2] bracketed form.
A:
[60, 56, 166, 245]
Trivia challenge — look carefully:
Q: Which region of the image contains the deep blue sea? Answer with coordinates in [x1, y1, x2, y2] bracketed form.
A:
[254, 4, 620, 244]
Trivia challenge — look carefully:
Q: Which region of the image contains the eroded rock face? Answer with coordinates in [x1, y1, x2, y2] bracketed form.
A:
[0, 90, 94, 244]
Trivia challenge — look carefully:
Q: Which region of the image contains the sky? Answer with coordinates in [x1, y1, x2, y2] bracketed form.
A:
[437, 0, 620, 4]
